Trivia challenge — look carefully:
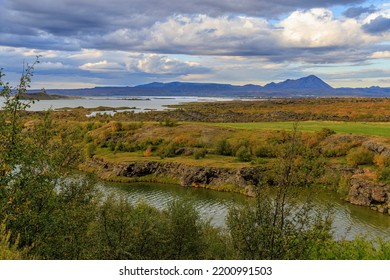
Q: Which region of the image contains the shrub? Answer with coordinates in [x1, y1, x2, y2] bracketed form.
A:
[316, 128, 336, 140]
[158, 141, 179, 158]
[236, 146, 251, 162]
[111, 121, 123, 132]
[346, 147, 374, 167]
[161, 118, 177, 127]
[115, 140, 125, 152]
[373, 155, 390, 168]
[215, 139, 232, 156]
[194, 148, 207, 160]
[254, 145, 275, 158]
[86, 143, 96, 159]
[108, 140, 116, 151]
[144, 146, 152, 157]
[337, 175, 351, 197]
[380, 167, 390, 183]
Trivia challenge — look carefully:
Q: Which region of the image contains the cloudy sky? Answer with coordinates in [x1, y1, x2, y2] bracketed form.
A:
[0, 0, 389, 89]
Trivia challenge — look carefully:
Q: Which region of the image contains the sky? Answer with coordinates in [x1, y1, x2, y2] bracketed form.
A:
[0, 0, 389, 89]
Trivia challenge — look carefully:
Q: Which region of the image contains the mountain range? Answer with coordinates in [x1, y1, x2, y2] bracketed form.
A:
[40, 75, 389, 98]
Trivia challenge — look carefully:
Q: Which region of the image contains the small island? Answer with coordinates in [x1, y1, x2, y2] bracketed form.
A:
[17, 91, 81, 100]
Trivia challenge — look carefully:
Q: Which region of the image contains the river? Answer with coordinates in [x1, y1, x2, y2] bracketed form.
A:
[97, 180, 390, 241]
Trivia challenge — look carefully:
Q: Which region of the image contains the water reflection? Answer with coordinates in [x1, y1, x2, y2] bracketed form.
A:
[97, 181, 390, 240]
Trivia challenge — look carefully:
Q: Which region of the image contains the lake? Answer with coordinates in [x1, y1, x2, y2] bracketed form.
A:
[0, 96, 235, 114]
[98, 180, 390, 241]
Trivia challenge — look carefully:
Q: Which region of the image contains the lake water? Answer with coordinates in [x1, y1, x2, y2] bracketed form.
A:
[98, 180, 390, 241]
[0, 96, 235, 114]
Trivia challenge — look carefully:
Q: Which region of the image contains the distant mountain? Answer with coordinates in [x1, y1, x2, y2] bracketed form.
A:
[41, 75, 389, 98]
[264, 75, 333, 90]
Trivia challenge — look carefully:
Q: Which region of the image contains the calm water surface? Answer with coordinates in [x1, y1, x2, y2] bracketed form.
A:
[0, 96, 234, 113]
[98, 180, 390, 241]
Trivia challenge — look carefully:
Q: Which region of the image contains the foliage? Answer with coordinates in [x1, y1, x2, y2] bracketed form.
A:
[215, 139, 233, 156]
[337, 175, 352, 197]
[311, 237, 390, 260]
[164, 199, 204, 259]
[373, 155, 390, 168]
[0, 222, 23, 260]
[194, 148, 207, 159]
[315, 127, 336, 141]
[143, 145, 152, 157]
[346, 147, 374, 167]
[158, 141, 179, 158]
[236, 146, 252, 162]
[380, 167, 390, 183]
[227, 124, 332, 259]
[86, 143, 97, 158]
[254, 145, 275, 158]
[161, 118, 177, 127]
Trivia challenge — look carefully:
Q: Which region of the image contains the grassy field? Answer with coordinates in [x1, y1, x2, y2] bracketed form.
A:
[96, 147, 252, 168]
[209, 121, 390, 137]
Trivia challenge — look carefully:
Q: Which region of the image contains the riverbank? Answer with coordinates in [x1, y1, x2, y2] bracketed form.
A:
[80, 156, 259, 196]
[80, 152, 390, 215]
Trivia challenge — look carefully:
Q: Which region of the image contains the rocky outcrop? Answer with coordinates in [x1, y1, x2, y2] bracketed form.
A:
[82, 152, 390, 214]
[362, 141, 390, 157]
[83, 157, 260, 196]
[348, 177, 390, 214]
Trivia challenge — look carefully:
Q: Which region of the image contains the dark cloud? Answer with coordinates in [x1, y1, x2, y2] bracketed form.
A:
[1, 0, 364, 37]
[343, 5, 378, 18]
[363, 16, 390, 34]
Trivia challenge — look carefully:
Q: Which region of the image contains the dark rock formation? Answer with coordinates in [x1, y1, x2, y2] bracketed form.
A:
[84, 157, 261, 196]
[363, 141, 390, 157]
[348, 177, 390, 214]
[84, 147, 390, 215]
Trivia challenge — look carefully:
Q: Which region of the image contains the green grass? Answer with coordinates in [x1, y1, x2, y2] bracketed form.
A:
[209, 121, 390, 137]
[95, 148, 251, 168]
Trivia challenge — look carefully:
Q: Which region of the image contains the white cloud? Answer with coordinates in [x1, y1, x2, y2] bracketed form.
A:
[363, 6, 390, 24]
[38, 61, 69, 70]
[97, 15, 277, 55]
[277, 8, 371, 48]
[22, 49, 58, 58]
[369, 51, 390, 58]
[126, 54, 208, 75]
[79, 60, 124, 72]
[68, 49, 103, 59]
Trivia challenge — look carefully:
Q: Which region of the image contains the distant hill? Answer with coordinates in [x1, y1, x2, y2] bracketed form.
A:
[264, 75, 333, 90]
[41, 75, 389, 98]
[17, 91, 80, 100]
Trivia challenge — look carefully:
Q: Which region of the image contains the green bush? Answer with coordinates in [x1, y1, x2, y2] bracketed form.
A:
[254, 145, 275, 158]
[161, 118, 177, 127]
[215, 139, 232, 156]
[236, 146, 251, 162]
[194, 148, 207, 159]
[86, 143, 96, 159]
[316, 128, 336, 140]
[380, 167, 390, 183]
[346, 147, 374, 167]
[158, 141, 179, 158]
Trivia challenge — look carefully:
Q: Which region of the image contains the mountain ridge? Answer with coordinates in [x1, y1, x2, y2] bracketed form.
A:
[36, 75, 389, 97]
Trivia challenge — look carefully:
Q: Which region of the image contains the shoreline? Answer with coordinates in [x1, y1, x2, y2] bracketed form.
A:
[80, 156, 390, 215]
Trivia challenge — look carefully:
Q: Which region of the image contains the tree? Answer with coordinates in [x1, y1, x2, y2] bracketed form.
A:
[0, 58, 98, 259]
[227, 124, 332, 259]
